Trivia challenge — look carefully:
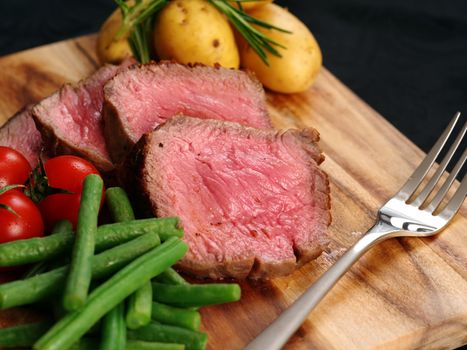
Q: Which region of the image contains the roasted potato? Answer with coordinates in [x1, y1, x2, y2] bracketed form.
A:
[96, 8, 133, 64]
[153, 0, 240, 68]
[239, 4, 322, 93]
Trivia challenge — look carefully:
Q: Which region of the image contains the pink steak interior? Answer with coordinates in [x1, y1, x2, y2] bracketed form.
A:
[143, 117, 329, 277]
[107, 63, 271, 144]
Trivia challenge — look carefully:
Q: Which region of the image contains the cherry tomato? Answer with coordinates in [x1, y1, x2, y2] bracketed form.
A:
[0, 189, 44, 244]
[44, 155, 100, 193]
[39, 193, 82, 230]
[0, 146, 32, 187]
[39, 156, 103, 231]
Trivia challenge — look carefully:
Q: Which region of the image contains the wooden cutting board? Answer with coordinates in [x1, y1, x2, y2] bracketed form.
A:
[0, 35, 465, 350]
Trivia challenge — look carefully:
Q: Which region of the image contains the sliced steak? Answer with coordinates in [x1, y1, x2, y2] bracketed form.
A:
[123, 116, 330, 279]
[104, 62, 272, 164]
[0, 107, 42, 168]
[32, 60, 134, 172]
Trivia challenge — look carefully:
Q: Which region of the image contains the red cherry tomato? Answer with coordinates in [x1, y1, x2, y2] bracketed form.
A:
[39, 156, 103, 231]
[39, 193, 82, 230]
[0, 146, 32, 187]
[0, 189, 44, 244]
[44, 155, 100, 193]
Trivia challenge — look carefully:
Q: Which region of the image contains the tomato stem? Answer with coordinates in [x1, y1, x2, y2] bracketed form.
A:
[0, 203, 19, 216]
[0, 184, 25, 196]
[25, 160, 75, 204]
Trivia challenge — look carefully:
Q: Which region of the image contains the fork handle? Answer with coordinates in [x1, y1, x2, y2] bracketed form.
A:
[245, 221, 398, 350]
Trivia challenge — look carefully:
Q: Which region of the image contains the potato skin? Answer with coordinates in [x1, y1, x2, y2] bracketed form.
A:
[239, 4, 322, 93]
[153, 0, 239, 69]
[97, 8, 133, 64]
[230, 0, 273, 10]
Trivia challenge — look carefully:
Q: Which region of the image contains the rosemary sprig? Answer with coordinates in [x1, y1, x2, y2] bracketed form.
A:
[229, 0, 269, 12]
[114, 0, 290, 65]
[115, 0, 167, 63]
[114, 0, 167, 39]
[128, 16, 155, 63]
[208, 0, 291, 65]
[229, 0, 256, 12]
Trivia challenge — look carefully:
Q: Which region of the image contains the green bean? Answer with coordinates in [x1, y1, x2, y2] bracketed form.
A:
[34, 238, 188, 350]
[23, 221, 73, 278]
[106, 187, 153, 331]
[100, 302, 126, 350]
[152, 282, 241, 308]
[96, 218, 183, 247]
[101, 189, 131, 350]
[106, 187, 135, 222]
[152, 269, 197, 310]
[107, 187, 163, 331]
[63, 174, 103, 311]
[86, 232, 162, 279]
[0, 231, 73, 267]
[0, 233, 73, 267]
[126, 340, 185, 350]
[126, 281, 153, 329]
[127, 322, 207, 350]
[151, 302, 200, 331]
[0, 232, 160, 309]
[0, 218, 181, 267]
[0, 321, 51, 347]
[0, 267, 66, 310]
[106, 187, 153, 330]
[71, 339, 184, 350]
[154, 268, 188, 285]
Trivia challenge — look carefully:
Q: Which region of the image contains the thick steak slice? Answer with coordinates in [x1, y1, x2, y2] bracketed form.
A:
[125, 116, 330, 279]
[104, 62, 272, 163]
[0, 107, 42, 168]
[32, 60, 133, 172]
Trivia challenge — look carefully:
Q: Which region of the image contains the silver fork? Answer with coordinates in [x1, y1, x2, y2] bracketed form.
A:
[246, 112, 466, 350]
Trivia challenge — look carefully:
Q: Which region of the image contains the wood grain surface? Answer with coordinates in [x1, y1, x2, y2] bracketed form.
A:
[0, 35, 465, 350]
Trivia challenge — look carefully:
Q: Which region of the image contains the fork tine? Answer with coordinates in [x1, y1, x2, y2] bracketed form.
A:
[426, 148, 467, 212]
[439, 173, 467, 221]
[412, 121, 467, 207]
[397, 112, 461, 201]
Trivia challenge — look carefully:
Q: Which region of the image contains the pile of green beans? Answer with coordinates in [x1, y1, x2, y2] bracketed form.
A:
[0, 184, 241, 350]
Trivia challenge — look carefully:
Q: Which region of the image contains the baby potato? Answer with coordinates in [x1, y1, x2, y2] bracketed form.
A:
[230, 0, 273, 10]
[153, 0, 239, 69]
[97, 8, 133, 64]
[239, 4, 322, 93]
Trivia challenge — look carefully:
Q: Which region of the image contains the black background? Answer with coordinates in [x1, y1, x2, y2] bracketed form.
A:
[0, 0, 467, 152]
